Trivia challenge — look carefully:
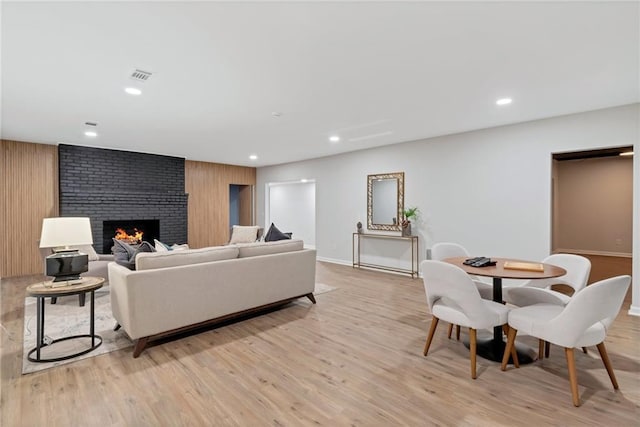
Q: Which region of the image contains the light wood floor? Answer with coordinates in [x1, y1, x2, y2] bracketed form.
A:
[1, 262, 639, 426]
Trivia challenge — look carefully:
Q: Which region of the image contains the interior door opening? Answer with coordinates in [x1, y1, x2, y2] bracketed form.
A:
[551, 146, 633, 291]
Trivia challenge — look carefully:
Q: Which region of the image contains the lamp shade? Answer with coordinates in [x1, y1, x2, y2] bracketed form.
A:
[39, 217, 94, 248]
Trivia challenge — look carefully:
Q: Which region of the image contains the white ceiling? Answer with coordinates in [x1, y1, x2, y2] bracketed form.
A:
[2, 1, 638, 167]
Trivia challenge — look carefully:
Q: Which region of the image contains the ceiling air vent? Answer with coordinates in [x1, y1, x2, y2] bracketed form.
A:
[130, 69, 152, 82]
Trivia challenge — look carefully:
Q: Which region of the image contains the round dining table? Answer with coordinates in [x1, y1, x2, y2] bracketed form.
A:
[443, 256, 566, 364]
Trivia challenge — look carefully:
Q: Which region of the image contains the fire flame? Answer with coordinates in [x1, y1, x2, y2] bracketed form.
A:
[115, 228, 143, 243]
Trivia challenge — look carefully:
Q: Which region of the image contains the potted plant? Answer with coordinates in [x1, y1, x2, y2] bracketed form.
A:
[401, 206, 420, 236]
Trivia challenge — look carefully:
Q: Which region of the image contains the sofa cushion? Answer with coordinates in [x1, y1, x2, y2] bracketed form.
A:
[136, 245, 239, 270]
[264, 223, 292, 242]
[113, 239, 156, 270]
[236, 239, 304, 258]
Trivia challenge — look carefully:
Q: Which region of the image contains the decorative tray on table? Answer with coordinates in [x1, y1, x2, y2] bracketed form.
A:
[503, 261, 544, 272]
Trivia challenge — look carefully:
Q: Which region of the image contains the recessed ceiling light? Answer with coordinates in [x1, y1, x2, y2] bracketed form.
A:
[301, 179, 308, 183]
[329, 135, 340, 143]
[249, 154, 258, 160]
[620, 151, 634, 156]
[125, 87, 142, 96]
[84, 131, 97, 137]
[496, 98, 512, 106]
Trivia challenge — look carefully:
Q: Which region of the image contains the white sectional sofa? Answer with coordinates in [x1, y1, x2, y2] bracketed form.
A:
[108, 239, 316, 357]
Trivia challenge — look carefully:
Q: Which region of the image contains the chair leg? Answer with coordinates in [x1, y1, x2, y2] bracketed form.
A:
[456, 325, 461, 341]
[538, 340, 545, 360]
[582, 347, 588, 354]
[565, 347, 581, 407]
[596, 342, 619, 389]
[424, 317, 439, 356]
[447, 324, 453, 339]
[470, 328, 477, 379]
[501, 327, 518, 371]
[510, 334, 519, 368]
[545, 341, 551, 358]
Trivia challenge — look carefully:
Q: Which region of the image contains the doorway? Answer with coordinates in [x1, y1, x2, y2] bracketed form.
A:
[229, 184, 254, 227]
[266, 180, 316, 247]
[551, 146, 633, 286]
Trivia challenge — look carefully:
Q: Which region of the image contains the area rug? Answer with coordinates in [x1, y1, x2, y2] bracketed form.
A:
[22, 282, 336, 374]
[313, 282, 337, 295]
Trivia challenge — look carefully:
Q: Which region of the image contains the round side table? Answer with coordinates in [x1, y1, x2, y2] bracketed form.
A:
[26, 276, 105, 363]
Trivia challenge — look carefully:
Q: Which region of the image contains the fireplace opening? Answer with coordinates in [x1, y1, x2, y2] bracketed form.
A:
[102, 219, 160, 253]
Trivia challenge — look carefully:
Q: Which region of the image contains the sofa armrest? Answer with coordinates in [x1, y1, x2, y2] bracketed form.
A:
[108, 262, 134, 332]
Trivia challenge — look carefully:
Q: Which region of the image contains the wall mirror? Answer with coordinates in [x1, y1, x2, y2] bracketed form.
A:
[367, 172, 404, 231]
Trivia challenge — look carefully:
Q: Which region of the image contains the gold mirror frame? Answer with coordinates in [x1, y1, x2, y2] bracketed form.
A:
[367, 172, 404, 231]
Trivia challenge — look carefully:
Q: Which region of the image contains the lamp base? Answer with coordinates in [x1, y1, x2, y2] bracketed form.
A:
[45, 251, 88, 283]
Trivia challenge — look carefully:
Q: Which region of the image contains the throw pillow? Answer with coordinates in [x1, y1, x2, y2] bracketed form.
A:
[264, 223, 292, 242]
[112, 238, 156, 270]
[154, 239, 171, 252]
[171, 243, 189, 251]
[229, 225, 260, 244]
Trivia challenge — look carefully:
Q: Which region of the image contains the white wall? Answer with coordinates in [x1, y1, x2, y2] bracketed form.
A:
[257, 104, 640, 314]
[266, 181, 316, 247]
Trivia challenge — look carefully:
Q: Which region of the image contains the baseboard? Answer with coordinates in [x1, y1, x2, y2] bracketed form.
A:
[316, 256, 351, 267]
[628, 305, 640, 317]
[553, 248, 632, 258]
[317, 256, 423, 278]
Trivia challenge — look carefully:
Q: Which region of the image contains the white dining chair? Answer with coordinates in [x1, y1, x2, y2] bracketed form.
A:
[505, 253, 591, 307]
[421, 260, 515, 379]
[505, 253, 591, 358]
[431, 242, 494, 340]
[500, 275, 631, 406]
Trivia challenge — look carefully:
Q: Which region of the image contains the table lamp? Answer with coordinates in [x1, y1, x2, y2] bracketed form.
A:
[39, 217, 93, 282]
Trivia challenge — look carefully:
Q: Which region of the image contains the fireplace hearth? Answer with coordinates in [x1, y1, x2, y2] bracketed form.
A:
[103, 220, 160, 254]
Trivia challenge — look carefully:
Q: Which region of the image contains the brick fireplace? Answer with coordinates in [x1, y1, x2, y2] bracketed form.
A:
[58, 145, 188, 254]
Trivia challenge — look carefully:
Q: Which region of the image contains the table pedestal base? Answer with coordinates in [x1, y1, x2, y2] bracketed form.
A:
[464, 338, 537, 365]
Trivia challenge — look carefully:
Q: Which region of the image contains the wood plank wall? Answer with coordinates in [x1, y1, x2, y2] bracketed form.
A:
[185, 160, 256, 248]
[239, 185, 253, 226]
[0, 140, 59, 278]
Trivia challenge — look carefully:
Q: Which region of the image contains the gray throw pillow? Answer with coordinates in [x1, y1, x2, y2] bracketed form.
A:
[112, 238, 155, 270]
[264, 223, 292, 242]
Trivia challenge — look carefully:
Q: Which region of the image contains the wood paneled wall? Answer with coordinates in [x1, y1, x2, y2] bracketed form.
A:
[238, 185, 253, 226]
[0, 140, 59, 278]
[185, 160, 256, 248]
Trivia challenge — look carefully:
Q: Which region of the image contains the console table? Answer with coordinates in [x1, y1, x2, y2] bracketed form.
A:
[352, 233, 419, 277]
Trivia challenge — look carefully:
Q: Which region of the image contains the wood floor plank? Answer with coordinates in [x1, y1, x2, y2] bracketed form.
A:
[2, 262, 639, 426]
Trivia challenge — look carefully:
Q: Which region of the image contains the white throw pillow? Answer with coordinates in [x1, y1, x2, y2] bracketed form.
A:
[229, 225, 260, 244]
[154, 239, 169, 252]
[171, 243, 189, 251]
